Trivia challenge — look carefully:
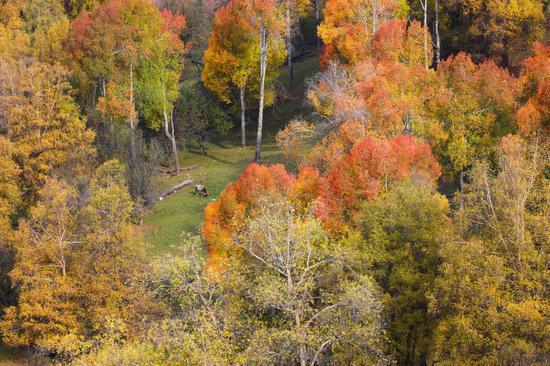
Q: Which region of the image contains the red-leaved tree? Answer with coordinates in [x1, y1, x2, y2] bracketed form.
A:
[316, 135, 441, 233]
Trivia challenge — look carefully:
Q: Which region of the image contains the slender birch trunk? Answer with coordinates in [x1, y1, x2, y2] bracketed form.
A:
[240, 85, 246, 147]
[286, 5, 294, 89]
[420, 0, 429, 69]
[255, 22, 268, 162]
[129, 63, 137, 164]
[162, 86, 180, 175]
[434, 0, 441, 66]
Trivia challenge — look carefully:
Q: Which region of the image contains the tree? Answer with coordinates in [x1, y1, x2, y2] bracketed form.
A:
[316, 135, 441, 233]
[441, 0, 545, 68]
[429, 52, 518, 180]
[1, 161, 154, 356]
[430, 135, 548, 364]
[174, 82, 232, 156]
[355, 182, 452, 365]
[517, 42, 549, 138]
[138, 8, 186, 175]
[0, 137, 21, 313]
[3, 61, 95, 203]
[234, 195, 389, 365]
[278, 0, 310, 88]
[79, 160, 151, 332]
[66, 0, 184, 169]
[317, 0, 409, 65]
[250, 0, 287, 161]
[203, 0, 258, 147]
[0, 178, 83, 354]
[203, 163, 320, 274]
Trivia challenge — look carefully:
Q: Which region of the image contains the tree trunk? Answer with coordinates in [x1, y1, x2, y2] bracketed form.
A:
[163, 86, 180, 175]
[255, 22, 268, 162]
[240, 85, 246, 147]
[372, 7, 377, 38]
[315, 0, 321, 51]
[434, 0, 441, 66]
[421, 0, 429, 69]
[286, 5, 294, 89]
[129, 63, 137, 164]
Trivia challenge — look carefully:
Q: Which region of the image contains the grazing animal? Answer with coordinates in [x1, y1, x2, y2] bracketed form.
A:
[195, 184, 208, 197]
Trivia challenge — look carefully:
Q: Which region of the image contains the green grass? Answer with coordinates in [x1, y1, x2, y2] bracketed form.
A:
[142, 142, 286, 254]
[142, 57, 319, 254]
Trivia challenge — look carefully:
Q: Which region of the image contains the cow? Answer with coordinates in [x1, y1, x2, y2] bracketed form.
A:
[194, 184, 208, 197]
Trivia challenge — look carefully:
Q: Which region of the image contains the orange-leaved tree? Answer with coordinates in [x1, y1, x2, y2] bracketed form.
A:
[203, 163, 319, 274]
[203, 0, 258, 148]
[316, 135, 441, 233]
[517, 42, 549, 138]
[317, 0, 409, 66]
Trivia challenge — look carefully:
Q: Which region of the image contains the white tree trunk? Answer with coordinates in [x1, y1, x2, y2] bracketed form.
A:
[240, 85, 246, 147]
[421, 0, 429, 69]
[162, 86, 180, 175]
[129, 63, 137, 164]
[435, 0, 441, 66]
[286, 5, 294, 88]
[255, 22, 268, 162]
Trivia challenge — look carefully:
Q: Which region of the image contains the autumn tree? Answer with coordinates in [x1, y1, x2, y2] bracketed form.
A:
[355, 182, 452, 365]
[429, 52, 518, 180]
[430, 135, 548, 364]
[138, 8, 186, 174]
[441, 0, 545, 68]
[0, 137, 21, 313]
[66, 0, 185, 171]
[234, 195, 390, 365]
[203, 163, 319, 274]
[76, 234, 240, 365]
[1, 160, 154, 356]
[317, 0, 409, 65]
[517, 42, 549, 138]
[2, 61, 95, 203]
[78, 159, 152, 334]
[0, 178, 84, 354]
[203, 0, 258, 147]
[316, 135, 441, 233]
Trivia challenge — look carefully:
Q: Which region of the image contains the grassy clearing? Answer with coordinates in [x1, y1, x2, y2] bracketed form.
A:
[142, 57, 319, 254]
[142, 142, 286, 254]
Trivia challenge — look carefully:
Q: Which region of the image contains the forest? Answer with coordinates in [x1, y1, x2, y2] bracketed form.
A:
[0, 0, 548, 365]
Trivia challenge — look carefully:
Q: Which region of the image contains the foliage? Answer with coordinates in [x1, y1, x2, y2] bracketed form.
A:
[517, 42, 549, 137]
[318, 0, 409, 65]
[0, 161, 155, 357]
[430, 52, 518, 177]
[203, 162, 320, 274]
[355, 182, 452, 365]
[174, 82, 232, 155]
[316, 135, 441, 233]
[233, 196, 390, 365]
[203, 0, 287, 107]
[442, 0, 545, 68]
[430, 135, 549, 365]
[1, 61, 95, 203]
